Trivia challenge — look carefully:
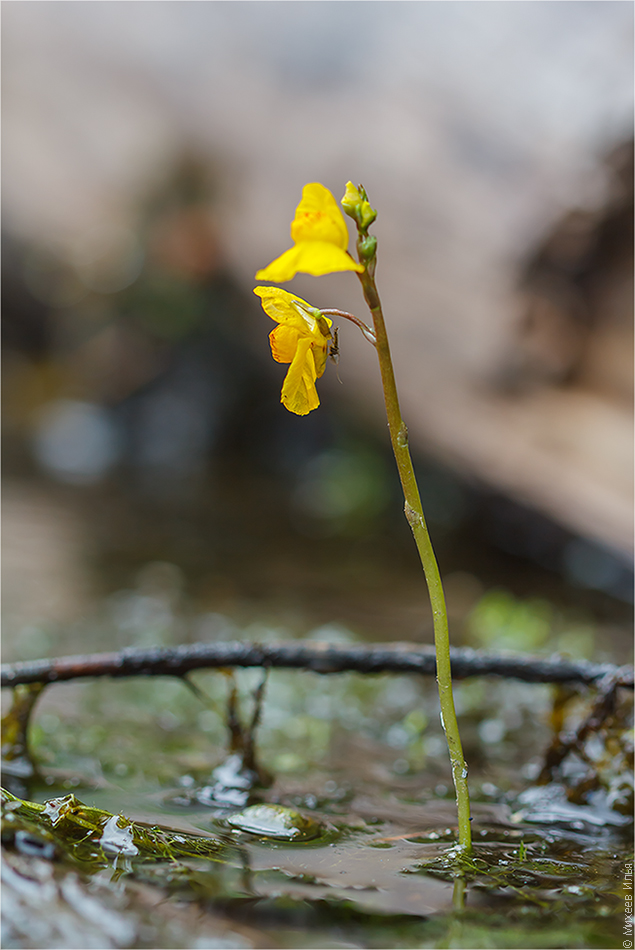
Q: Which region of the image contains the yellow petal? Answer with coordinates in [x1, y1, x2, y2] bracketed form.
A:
[269, 324, 300, 364]
[253, 285, 316, 331]
[256, 246, 307, 283]
[295, 241, 364, 276]
[290, 183, 349, 248]
[280, 337, 320, 415]
[258, 241, 364, 282]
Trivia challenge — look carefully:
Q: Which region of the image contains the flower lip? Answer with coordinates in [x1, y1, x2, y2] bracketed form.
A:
[255, 183, 364, 282]
[253, 285, 332, 415]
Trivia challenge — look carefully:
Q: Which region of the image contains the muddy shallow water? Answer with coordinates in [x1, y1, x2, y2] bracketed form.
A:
[1, 472, 633, 949]
[2, 763, 631, 949]
[2, 651, 632, 949]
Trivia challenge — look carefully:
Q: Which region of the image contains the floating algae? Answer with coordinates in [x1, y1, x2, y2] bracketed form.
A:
[1, 788, 230, 871]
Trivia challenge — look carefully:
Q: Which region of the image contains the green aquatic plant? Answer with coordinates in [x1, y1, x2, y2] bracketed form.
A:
[1, 787, 228, 875]
[254, 182, 471, 854]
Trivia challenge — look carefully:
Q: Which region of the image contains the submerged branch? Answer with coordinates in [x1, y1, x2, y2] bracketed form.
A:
[1, 642, 632, 689]
[538, 670, 625, 782]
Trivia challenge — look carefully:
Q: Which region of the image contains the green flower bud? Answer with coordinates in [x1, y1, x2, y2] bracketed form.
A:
[341, 182, 377, 232]
[358, 200, 377, 230]
[341, 181, 362, 219]
[358, 234, 377, 262]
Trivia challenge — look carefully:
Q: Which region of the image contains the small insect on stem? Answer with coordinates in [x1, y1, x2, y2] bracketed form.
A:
[329, 327, 340, 365]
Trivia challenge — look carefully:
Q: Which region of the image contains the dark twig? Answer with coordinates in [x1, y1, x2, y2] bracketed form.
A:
[1, 641, 632, 689]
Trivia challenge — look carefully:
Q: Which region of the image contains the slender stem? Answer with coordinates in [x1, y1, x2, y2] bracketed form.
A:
[356, 263, 472, 853]
[319, 309, 376, 345]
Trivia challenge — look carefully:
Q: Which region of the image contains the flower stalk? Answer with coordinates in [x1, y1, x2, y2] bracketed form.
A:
[319, 309, 376, 345]
[345, 185, 472, 853]
[254, 179, 472, 853]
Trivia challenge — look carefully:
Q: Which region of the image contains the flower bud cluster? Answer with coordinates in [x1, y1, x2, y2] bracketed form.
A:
[341, 182, 377, 232]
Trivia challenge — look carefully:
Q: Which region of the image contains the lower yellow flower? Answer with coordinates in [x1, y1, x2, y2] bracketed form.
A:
[255, 183, 364, 282]
[254, 286, 332, 415]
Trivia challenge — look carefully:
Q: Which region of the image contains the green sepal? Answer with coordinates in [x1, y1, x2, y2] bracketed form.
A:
[358, 234, 378, 263]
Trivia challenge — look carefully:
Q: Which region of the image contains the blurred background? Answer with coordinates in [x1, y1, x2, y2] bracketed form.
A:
[2, 1, 633, 679]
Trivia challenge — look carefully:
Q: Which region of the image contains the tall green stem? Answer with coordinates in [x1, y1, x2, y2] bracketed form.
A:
[356, 263, 472, 853]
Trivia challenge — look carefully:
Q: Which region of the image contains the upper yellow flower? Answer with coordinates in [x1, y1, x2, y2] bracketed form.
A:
[254, 286, 332, 415]
[255, 183, 364, 282]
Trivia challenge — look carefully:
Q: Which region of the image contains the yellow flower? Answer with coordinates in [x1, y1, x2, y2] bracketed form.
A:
[255, 183, 364, 282]
[254, 286, 332, 415]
